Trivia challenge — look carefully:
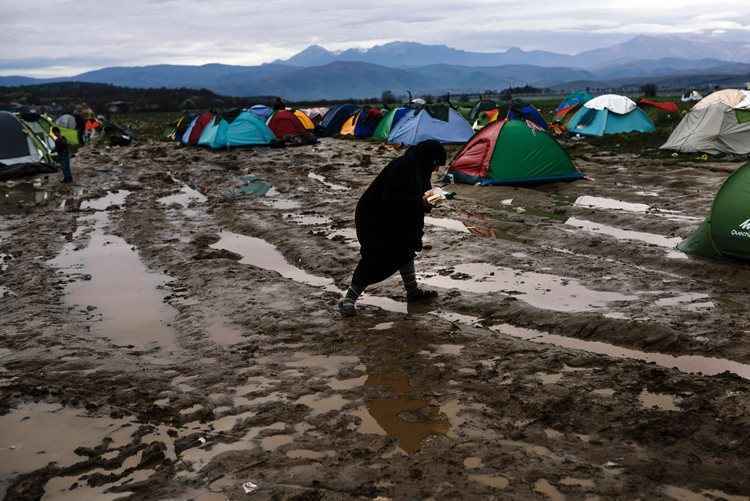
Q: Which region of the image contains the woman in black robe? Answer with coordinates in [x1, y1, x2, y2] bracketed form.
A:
[339, 140, 447, 316]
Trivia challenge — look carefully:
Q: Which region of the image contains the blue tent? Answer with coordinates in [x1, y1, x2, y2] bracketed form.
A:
[354, 108, 383, 138]
[181, 116, 198, 144]
[388, 106, 473, 145]
[566, 96, 655, 137]
[208, 111, 275, 149]
[249, 105, 273, 120]
[508, 104, 548, 130]
[317, 104, 358, 137]
[555, 91, 594, 120]
[197, 116, 220, 147]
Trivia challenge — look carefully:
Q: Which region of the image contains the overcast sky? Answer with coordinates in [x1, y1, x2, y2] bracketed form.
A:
[2, 0, 750, 77]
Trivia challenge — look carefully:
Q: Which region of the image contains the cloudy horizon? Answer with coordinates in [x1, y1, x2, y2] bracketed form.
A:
[2, 0, 750, 77]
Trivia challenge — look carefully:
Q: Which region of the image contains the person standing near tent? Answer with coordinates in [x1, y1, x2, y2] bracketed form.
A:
[273, 97, 285, 111]
[338, 140, 446, 316]
[52, 127, 73, 183]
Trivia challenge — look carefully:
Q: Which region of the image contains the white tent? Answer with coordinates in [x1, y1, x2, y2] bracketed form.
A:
[583, 94, 637, 115]
[661, 89, 750, 155]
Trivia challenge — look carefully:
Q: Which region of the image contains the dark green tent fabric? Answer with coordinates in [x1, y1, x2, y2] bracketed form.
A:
[424, 105, 450, 122]
[736, 109, 750, 124]
[488, 120, 578, 183]
[678, 161, 750, 259]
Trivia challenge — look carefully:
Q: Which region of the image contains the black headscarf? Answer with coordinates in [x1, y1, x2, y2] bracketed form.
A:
[353, 140, 447, 284]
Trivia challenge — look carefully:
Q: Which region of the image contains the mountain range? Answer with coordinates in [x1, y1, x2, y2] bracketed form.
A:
[2, 36, 749, 100]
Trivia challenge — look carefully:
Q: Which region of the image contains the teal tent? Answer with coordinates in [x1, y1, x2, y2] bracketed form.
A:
[208, 110, 275, 149]
[566, 94, 655, 137]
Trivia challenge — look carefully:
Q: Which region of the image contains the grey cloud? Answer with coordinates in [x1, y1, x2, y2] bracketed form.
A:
[1, 0, 749, 76]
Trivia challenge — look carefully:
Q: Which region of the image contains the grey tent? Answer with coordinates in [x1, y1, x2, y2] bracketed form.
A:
[0, 111, 56, 180]
[661, 90, 750, 155]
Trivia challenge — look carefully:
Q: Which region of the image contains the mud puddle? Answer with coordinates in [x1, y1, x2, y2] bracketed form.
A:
[0, 182, 51, 213]
[209, 230, 333, 287]
[655, 293, 715, 311]
[50, 191, 178, 350]
[261, 198, 302, 210]
[565, 217, 684, 254]
[350, 371, 452, 454]
[283, 213, 333, 226]
[490, 324, 750, 380]
[574, 196, 701, 223]
[639, 389, 681, 411]
[421, 262, 634, 312]
[0, 402, 130, 493]
[158, 181, 207, 208]
[210, 230, 407, 313]
[307, 172, 349, 191]
[424, 216, 470, 233]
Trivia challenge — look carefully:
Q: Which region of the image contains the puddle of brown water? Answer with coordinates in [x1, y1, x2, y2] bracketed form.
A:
[463, 456, 483, 469]
[80, 190, 130, 211]
[639, 389, 680, 411]
[534, 479, 565, 500]
[205, 316, 244, 346]
[0, 182, 52, 213]
[49, 193, 177, 350]
[537, 372, 563, 385]
[328, 375, 367, 391]
[283, 213, 333, 226]
[560, 477, 595, 489]
[575, 195, 649, 213]
[592, 388, 615, 398]
[260, 434, 294, 451]
[469, 474, 510, 490]
[285, 352, 360, 377]
[422, 262, 633, 313]
[261, 198, 302, 210]
[210, 230, 333, 287]
[296, 393, 348, 416]
[0, 403, 129, 481]
[351, 372, 452, 454]
[286, 449, 335, 460]
[565, 217, 682, 249]
[655, 293, 714, 312]
[424, 216, 470, 233]
[158, 183, 207, 208]
[491, 324, 750, 380]
[663, 485, 750, 501]
[307, 172, 349, 191]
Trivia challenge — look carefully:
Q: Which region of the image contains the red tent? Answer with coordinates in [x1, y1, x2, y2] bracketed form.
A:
[267, 110, 308, 138]
[638, 99, 679, 114]
[188, 112, 213, 145]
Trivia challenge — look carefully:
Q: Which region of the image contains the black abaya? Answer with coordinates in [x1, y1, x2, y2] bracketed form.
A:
[352, 140, 447, 286]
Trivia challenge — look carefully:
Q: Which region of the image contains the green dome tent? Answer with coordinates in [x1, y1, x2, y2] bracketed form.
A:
[372, 107, 408, 141]
[448, 119, 583, 186]
[678, 161, 750, 260]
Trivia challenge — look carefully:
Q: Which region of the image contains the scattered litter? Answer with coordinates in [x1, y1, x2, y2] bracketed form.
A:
[198, 437, 207, 447]
[223, 175, 273, 199]
[242, 481, 259, 495]
[424, 187, 456, 206]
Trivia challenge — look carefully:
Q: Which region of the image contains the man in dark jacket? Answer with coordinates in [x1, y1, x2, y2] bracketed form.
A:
[52, 127, 73, 183]
[338, 140, 446, 316]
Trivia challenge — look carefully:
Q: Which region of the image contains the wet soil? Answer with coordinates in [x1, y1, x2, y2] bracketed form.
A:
[1, 138, 750, 500]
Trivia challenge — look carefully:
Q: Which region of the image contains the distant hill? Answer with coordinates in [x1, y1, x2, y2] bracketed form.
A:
[278, 37, 750, 69]
[2, 36, 750, 100]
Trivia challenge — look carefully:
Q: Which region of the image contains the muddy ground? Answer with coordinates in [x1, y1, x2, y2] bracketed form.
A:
[1, 136, 750, 501]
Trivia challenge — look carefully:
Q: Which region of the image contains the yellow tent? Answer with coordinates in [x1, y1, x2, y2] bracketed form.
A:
[294, 110, 315, 130]
[340, 114, 357, 136]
